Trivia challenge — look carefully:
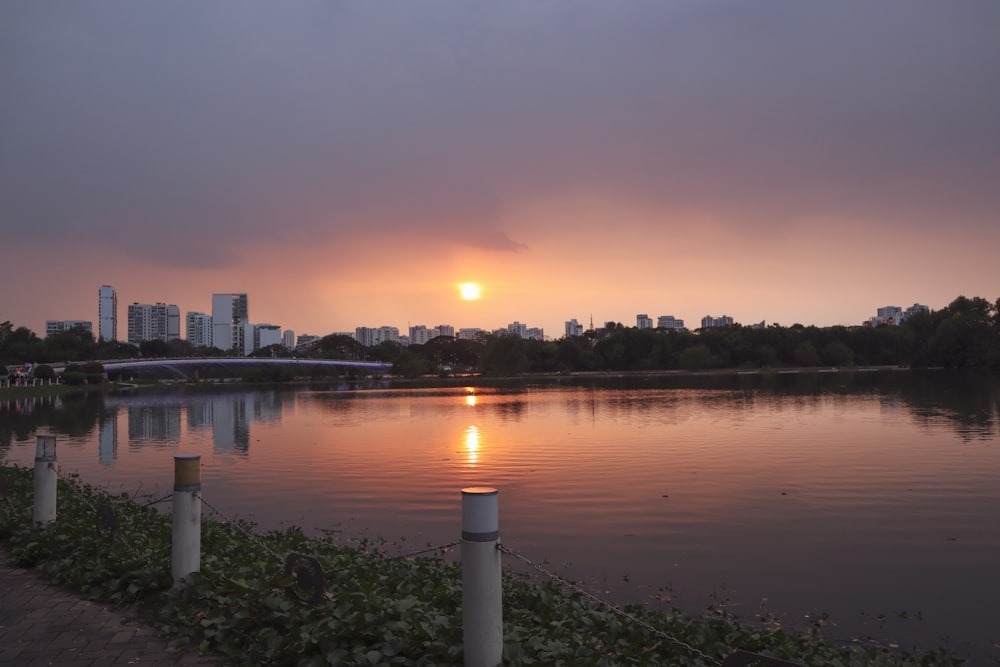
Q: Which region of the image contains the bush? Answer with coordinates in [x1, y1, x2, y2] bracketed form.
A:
[62, 371, 87, 386]
[32, 364, 55, 380]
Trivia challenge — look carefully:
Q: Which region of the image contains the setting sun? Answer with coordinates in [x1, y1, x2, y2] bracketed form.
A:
[459, 282, 482, 301]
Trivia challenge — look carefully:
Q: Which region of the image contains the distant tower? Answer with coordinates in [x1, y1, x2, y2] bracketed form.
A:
[186, 312, 213, 347]
[127, 303, 180, 344]
[212, 293, 249, 353]
[98, 285, 117, 341]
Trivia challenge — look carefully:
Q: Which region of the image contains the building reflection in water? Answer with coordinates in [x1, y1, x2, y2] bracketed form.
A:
[187, 393, 283, 454]
[98, 413, 117, 465]
[128, 406, 181, 447]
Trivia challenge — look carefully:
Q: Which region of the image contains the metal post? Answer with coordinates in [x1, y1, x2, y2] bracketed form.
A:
[171, 454, 201, 585]
[462, 487, 502, 667]
[32, 435, 57, 525]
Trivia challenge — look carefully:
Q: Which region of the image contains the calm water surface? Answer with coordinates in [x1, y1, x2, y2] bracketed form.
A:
[2, 371, 998, 658]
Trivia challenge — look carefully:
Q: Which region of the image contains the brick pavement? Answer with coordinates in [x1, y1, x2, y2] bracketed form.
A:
[0, 551, 224, 666]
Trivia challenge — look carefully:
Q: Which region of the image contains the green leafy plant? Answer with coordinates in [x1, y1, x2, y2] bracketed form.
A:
[0, 465, 966, 666]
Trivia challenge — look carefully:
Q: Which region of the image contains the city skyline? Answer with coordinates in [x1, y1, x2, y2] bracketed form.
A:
[2, 3, 998, 338]
[37, 282, 935, 346]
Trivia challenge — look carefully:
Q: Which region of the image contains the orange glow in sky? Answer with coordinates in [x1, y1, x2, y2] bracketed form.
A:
[2, 4, 998, 339]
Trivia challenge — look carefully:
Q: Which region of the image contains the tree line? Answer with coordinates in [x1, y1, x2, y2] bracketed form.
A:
[2, 296, 999, 379]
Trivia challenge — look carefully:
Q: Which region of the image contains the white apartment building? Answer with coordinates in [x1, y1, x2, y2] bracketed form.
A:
[98, 285, 117, 341]
[507, 321, 528, 338]
[657, 315, 685, 331]
[866, 303, 929, 327]
[409, 325, 435, 346]
[255, 324, 283, 350]
[355, 327, 376, 347]
[212, 293, 249, 353]
[700, 315, 734, 329]
[375, 326, 399, 345]
[282, 329, 295, 350]
[565, 319, 584, 338]
[296, 334, 320, 350]
[45, 320, 93, 337]
[458, 328, 483, 340]
[526, 327, 544, 341]
[127, 303, 180, 344]
[637, 314, 653, 330]
[186, 312, 213, 347]
[355, 326, 400, 347]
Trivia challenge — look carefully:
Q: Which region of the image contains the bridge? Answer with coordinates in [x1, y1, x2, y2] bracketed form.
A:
[48, 357, 392, 381]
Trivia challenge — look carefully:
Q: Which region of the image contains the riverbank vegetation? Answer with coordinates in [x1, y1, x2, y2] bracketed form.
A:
[330, 295, 1000, 377]
[0, 465, 962, 666]
[3, 296, 998, 380]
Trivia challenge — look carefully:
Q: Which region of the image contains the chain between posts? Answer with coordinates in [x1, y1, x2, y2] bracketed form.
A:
[48, 464, 142, 558]
[194, 491, 287, 564]
[49, 464, 97, 512]
[140, 492, 174, 508]
[497, 543, 723, 667]
[373, 540, 462, 561]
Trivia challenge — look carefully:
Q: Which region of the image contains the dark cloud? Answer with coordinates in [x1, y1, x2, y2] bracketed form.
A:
[2, 0, 998, 266]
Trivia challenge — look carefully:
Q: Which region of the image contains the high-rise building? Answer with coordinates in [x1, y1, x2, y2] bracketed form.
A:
[186, 312, 213, 347]
[637, 314, 653, 330]
[282, 329, 295, 350]
[355, 326, 399, 347]
[507, 321, 527, 338]
[409, 325, 434, 345]
[355, 327, 376, 347]
[375, 326, 399, 345]
[526, 327, 544, 341]
[565, 319, 584, 338]
[865, 303, 928, 327]
[296, 334, 320, 350]
[98, 285, 117, 341]
[212, 293, 249, 353]
[657, 315, 685, 331]
[254, 324, 282, 351]
[127, 303, 180, 344]
[45, 320, 93, 337]
[700, 315, 734, 329]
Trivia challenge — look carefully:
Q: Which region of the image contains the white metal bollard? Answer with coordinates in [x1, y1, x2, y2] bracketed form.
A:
[171, 454, 202, 586]
[32, 435, 57, 525]
[462, 487, 502, 667]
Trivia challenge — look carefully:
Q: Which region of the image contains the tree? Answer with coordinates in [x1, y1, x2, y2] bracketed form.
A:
[821, 342, 853, 367]
[481, 334, 529, 376]
[923, 297, 998, 367]
[678, 344, 720, 370]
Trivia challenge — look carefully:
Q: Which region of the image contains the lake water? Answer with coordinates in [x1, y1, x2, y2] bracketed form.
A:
[2, 370, 998, 660]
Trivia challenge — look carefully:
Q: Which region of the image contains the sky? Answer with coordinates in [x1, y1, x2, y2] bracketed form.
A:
[2, 1, 999, 340]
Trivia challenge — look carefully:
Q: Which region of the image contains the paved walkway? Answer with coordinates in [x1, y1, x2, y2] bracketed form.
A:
[0, 551, 224, 666]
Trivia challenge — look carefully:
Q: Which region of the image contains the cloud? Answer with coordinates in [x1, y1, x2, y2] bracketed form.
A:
[1, 0, 998, 271]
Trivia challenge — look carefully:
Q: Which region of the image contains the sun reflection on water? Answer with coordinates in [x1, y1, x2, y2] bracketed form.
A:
[464, 425, 480, 465]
